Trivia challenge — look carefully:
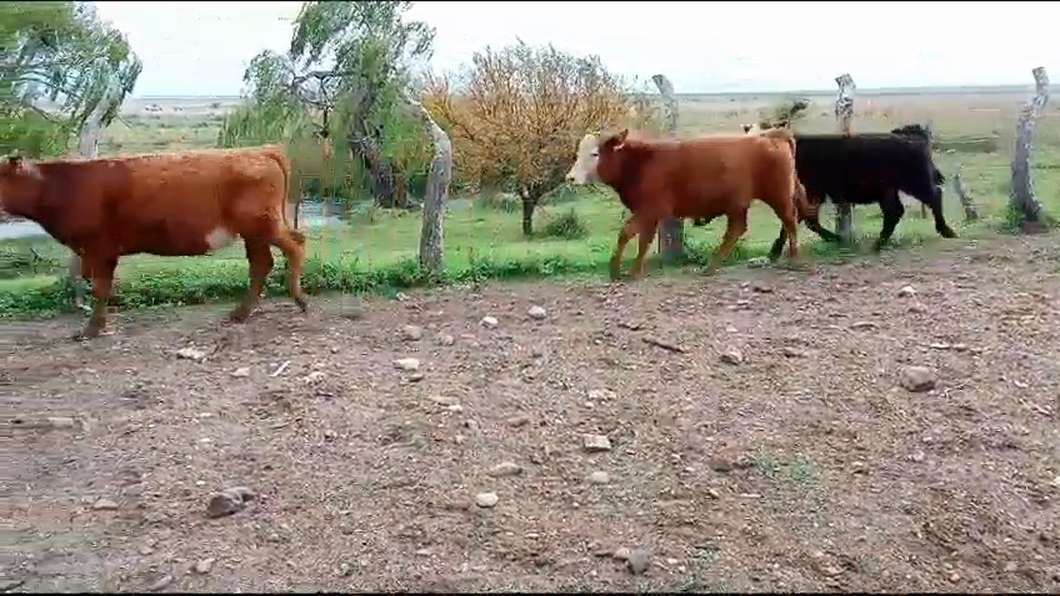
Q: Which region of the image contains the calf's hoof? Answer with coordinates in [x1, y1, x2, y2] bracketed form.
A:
[227, 305, 253, 323]
[294, 295, 309, 313]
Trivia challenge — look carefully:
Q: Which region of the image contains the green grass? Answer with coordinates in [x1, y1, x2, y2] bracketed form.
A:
[3, 95, 1060, 319]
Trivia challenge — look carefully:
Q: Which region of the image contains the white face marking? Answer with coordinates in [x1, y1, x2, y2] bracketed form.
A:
[204, 227, 238, 251]
[565, 133, 601, 185]
[20, 161, 43, 180]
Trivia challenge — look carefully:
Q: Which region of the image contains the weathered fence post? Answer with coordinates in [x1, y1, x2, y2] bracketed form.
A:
[405, 94, 452, 277]
[952, 166, 980, 222]
[1009, 66, 1051, 230]
[68, 82, 124, 312]
[652, 74, 683, 262]
[834, 73, 856, 246]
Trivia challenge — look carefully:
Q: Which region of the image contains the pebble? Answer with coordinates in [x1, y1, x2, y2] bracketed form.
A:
[627, 549, 651, 575]
[143, 573, 173, 592]
[899, 366, 937, 392]
[437, 333, 455, 346]
[782, 346, 806, 358]
[92, 498, 118, 510]
[612, 547, 631, 560]
[720, 348, 744, 365]
[587, 471, 610, 484]
[231, 367, 250, 378]
[506, 415, 530, 428]
[587, 389, 616, 401]
[194, 558, 216, 574]
[393, 358, 420, 372]
[480, 316, 499, 328]
[527, 306, 547, 320]
[488, 462, 523, 477]
[401, 325, 423, 341]
[583, 434, 612, 452]
[474, 492, 499, 508]
[47, 416, 76, 429]
[898, 285, 917, 297]
[175, 347, 207, 361]
[205, 486, 256, 519]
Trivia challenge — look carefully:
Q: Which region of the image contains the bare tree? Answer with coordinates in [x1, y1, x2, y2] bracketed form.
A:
[1009, 66, 1050, 230]
[834, 73, 856, 247]
[404, 93, 452, 276]
[652, 74, 683, 262]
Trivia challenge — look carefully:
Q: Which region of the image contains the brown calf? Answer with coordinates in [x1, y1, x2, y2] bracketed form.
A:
[565, 129, 812, 279]
[0, 145, 308, 339]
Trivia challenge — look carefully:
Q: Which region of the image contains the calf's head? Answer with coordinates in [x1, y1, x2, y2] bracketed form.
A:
[0, 156, 45, 217]
[564, 129, 630, 186]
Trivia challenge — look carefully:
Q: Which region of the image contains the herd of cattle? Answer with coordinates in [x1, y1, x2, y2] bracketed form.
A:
[564, 120, 955, 278]
[0, 117, 955, 340]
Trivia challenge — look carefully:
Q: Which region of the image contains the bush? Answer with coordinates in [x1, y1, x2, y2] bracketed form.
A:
[540, 209, 588, 240]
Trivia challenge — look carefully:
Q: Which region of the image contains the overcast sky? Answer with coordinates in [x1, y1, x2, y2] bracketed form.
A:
[94, 1, 1056, 97]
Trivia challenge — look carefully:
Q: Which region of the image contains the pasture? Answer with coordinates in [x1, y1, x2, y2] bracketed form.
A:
[3, 87, 1060, 315]
[5, 89, 1060, 592]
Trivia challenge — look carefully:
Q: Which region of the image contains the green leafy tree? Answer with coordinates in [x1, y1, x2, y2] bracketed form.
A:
[218, 1, 435, 209]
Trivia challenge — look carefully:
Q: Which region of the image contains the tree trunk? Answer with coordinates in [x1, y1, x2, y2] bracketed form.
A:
[952, 166, 979, 222]
[68, 81, 123, 313]
[348, 130, 412, 209]
[652, 74, 684, 262]
[521, 192, 536, 237]
[1009, 66, 1050, 230]
[834, 73, 856, 247]
[405, 95, 452, 277]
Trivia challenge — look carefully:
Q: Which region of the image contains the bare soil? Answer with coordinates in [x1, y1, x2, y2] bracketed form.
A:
[4, 234, 1060, 593]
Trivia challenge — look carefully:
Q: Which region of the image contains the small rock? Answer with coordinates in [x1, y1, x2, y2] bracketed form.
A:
[175, 347, 207, 361]
[488, 462, 523, 477]
[304, 371, 325, 384]
[480, 316, 499, 328]
[949, 572, 960, 583]
[908, 303, 927, 314]
[143, 573, 173, 592]
[627, 549, 651, 575]
[583, 434, 612, 452]
[408, 372, 425, 383]
[719, 348, 743, 365]
[587, 471, 610, 484]
[898, 285, 917, 298]
[706, 487, 721, 499]
[231, 367, 250, 378]
[527, 306, 547, 320]
[751, 284, 774, 294]
[612, 547, 631, 561]
[92, 498, 118, 511]
[587, 389, 617, 401]
[899, 366, 937, 392]
[474, 492, 499, 508]
[393, 358, 421, 372]
[429, 395, 458, 407]
[1003, 561, 1018, 572]
[47, 416, 76, 429]
[205, 487, 255, 519]
[908, 450, 926, 463]
[437, 333, 455, 346]
[821, 566, 843, 577]
[194, 558, 216, 574]
[782, 346, 806, 358]
[747, 256, 769, 268]
[401, 325, 424, 341]
[506, 415, 530, 428]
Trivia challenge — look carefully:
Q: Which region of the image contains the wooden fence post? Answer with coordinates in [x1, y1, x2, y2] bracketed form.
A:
[405, 94, 452, 277]
[1009, 66, 1051, 230]
[652, 74, 683, 262]
[68, 82, 124, 313]
[834, 73, 856, 246]
[952, 166, 980, 222]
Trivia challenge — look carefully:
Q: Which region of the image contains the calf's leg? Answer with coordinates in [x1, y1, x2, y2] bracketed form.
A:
[610, 215, 639, 280]
[705, 210, 748, 275]
[230, 240, 274, 322]
[77, 255, 118, 340]
[630, 218, 659, 278]
[926, 186, 957, 239]
[272, 228, 309, 312]
[873, 190, 905, 251]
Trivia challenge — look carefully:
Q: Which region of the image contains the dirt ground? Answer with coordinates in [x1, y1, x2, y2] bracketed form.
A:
[4, 233, 1060, 593]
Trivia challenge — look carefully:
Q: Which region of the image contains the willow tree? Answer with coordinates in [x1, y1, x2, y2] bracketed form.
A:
[219, 0, 435, 209]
